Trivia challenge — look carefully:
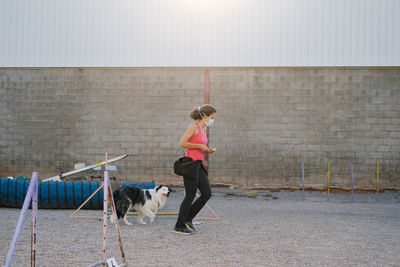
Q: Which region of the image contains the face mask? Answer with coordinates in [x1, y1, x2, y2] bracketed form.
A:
[201, 112, 214, 127]
[205, 119, 214, 127]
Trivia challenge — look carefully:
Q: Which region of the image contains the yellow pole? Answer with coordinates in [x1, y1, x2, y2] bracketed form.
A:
[376, 160, 379, 201]
[327, 161, 330, 201]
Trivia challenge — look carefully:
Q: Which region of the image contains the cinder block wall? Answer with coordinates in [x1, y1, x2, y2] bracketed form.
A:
[0, 68, 399, 189]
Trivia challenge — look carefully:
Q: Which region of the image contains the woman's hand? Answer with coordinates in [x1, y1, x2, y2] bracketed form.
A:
[199, 144, 211, 152]
[199, 145, 216, 153]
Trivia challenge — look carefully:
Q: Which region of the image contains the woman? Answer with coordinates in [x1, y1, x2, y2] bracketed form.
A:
[174, 104, 217, 235]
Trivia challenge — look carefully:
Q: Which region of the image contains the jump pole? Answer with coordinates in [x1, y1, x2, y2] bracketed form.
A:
[351, 161, 354, 202]
[376, 160, 379, 201]
[5, 171, 39, 267]
[43, 154, 128, 181]
[302, 160, 305, 201]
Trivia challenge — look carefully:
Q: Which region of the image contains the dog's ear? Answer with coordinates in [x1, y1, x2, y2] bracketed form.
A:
[156, 185, 162, 192]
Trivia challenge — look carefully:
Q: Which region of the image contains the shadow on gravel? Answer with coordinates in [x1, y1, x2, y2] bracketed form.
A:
[224, 191, 279, 200]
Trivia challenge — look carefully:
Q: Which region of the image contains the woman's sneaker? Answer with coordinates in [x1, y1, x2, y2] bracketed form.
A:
[173, 227, 193, 235]
[185, 221, 196, 232]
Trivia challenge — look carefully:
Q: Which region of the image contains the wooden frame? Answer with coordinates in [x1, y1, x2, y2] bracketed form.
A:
[72, 190, 221, 221]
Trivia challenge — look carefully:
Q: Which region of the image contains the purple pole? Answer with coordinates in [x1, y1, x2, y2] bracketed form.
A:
[351, 161, 354, 202]
[102, 170, 109, 264]
[5, 172, 39, 267]
[31, 172, 38, 267]
[302, 160, 305, 200]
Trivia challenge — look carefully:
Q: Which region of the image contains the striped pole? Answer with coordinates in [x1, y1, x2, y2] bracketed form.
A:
[327, 161, 330, 201]
[102, 153, 109, 266]
[376, 160, 379, 201]
[351, 161, 354, 202]
[5, 172, 39, 267]
[31, 172, 38, 267]
[302, 160, 305, 200]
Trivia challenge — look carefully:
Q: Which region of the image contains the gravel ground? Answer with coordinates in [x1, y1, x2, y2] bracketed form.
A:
[1, 188, 399, 267]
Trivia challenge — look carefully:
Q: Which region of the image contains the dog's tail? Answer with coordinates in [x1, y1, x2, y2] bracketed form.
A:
[112, 187, 142, 220]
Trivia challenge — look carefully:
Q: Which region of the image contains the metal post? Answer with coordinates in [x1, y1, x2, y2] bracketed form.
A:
[351, 161, 354, 202]
[327, 161, 330, 201]
[204, 69, 210, 174]
[302, 160, 305, 201]
[376, 160, 379, 201]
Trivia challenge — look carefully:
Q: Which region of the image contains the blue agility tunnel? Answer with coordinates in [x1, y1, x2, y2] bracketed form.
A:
[122, 181, 156, 189]
[0, 178, 156, 209]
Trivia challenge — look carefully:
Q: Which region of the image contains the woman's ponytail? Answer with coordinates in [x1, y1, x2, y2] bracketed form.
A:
[189, 104, 216, 120]
[190, 107, 202, 120]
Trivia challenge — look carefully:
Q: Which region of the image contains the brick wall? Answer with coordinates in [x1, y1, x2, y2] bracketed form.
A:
[0, 68, 399, 189]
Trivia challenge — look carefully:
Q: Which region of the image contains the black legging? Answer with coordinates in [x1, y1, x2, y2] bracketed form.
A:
[175, 159, 212, 228]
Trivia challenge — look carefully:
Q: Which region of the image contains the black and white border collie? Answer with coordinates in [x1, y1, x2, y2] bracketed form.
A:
[111, 185, 172, 225]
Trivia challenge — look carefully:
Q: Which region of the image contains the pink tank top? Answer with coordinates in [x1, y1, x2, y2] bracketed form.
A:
[184, 122, 208, 161]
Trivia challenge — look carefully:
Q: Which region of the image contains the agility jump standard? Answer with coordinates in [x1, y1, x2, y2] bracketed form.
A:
[87, 153, 126, 267]
[5, 172, 38, 267]
[301, 160, 382, 202]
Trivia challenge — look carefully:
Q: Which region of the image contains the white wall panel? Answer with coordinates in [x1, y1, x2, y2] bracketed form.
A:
[0, 0, 399, 67]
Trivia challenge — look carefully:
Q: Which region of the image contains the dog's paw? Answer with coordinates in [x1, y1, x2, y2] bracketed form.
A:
[122, 218, 132, 225]
[139, 221, 147, 225]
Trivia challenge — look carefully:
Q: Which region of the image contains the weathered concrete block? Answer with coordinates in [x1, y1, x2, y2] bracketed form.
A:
[0, 67, 399, 189]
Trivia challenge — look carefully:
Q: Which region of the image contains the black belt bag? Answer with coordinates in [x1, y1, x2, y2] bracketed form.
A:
[173, 157, 200, 180]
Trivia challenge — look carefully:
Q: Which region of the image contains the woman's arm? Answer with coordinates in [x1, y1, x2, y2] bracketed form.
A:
[179, 124, 211, 152]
